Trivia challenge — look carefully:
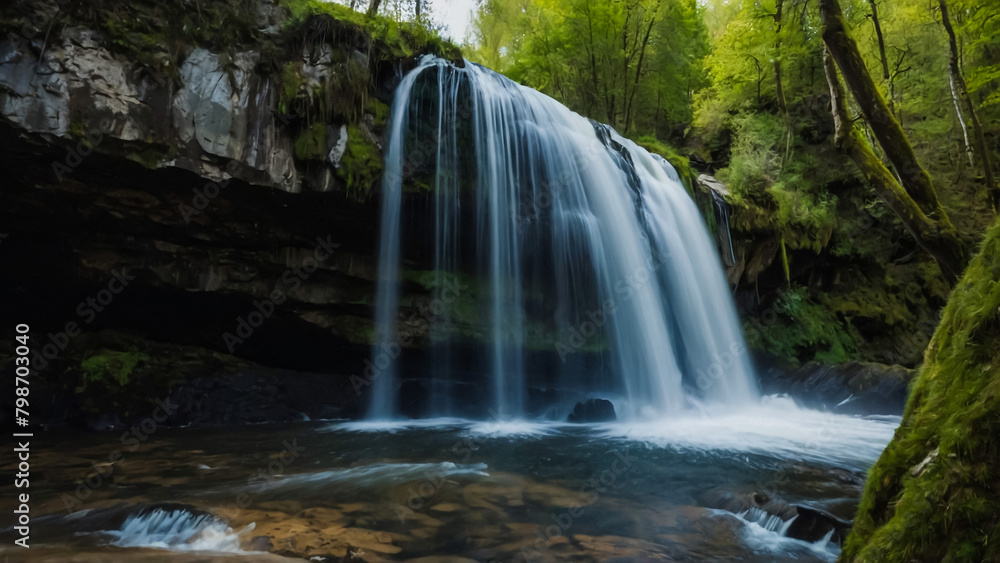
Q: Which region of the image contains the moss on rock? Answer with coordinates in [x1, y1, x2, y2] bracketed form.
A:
[336, 124, 383, 199]
[635, 135, 695, 194]
[294, 122, 327, 161]
[80, 348, 149, 388]
[282, 0, 461, 62]
[841, 218, 1000, 562]
[279, 61, 303, 114]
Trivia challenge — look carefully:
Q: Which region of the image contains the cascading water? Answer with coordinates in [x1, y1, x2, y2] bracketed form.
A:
[369, 56, 758, 420]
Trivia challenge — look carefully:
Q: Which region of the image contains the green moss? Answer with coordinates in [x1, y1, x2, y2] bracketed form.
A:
[279, 61, 303, 114]
[125, 148, 166, 169]
[294, 122, 327, 161]
[68, 121, 88, 140]
[368, 98, 391, 127]
[281, 0, 461, 61]
[780, 237, 790, 284]
[826, 285, 915, 326]
[336, 124, 383, 199]
[635, 135, 695, 194]
[79, 349, 148, 388]
[841, 218, 1000, 562]
[324, 314, 376, 345]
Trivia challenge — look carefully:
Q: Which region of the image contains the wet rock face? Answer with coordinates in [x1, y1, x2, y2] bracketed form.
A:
[0, 1, 405, 427]
[170, 47, 297, 191]
[759, 361, 916, 415]
[0, 9, 377, 194]
[566, 398, 617, 423]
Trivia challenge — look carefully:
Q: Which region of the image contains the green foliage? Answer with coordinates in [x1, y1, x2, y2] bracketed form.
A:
[468, 0, 709, 138]
[720, 113, 837, 252]
[843, 217, 1000, 562]
[718, 112, 784, 200]
[743, 285, 861, 365]
[694, 0, 821, 132]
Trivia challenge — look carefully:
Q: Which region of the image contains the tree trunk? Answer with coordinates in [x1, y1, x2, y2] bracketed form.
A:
[366, 0, 382, 17]
[415, 0, 421, 18]
[867, 0, 895, 117]
[624, 10, 657, 134]
[948, 69, 975, 167]
[823, 47, 967, 284]
[819, 0, 951, 222]
[939, 0, 999, 210]
[774, 0, 792, 168]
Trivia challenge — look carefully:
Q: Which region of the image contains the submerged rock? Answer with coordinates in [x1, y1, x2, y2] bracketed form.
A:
[566, 398, 617, 423]
[760, 360, 916, 415]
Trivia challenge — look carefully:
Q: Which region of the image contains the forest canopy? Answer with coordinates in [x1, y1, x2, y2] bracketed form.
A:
[461, 0, 999, 367]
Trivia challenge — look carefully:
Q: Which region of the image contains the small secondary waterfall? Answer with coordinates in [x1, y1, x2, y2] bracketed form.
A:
[368, 56, 758, 420]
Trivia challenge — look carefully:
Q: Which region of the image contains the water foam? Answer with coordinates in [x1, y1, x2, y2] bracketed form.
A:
[96, 509, 250, 553]
[594, 395, 898, 469]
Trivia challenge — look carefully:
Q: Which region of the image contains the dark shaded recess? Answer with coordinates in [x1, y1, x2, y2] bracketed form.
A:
[0, 123, 380, 425]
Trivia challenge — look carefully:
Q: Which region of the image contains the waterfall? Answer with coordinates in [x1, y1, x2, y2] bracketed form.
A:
[368, 56, 758, 420]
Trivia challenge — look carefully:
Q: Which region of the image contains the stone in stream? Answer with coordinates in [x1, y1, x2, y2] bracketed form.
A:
[566, 399, 617, 423]
[702, 490, 852, 544]
[759, 361, 916, 415]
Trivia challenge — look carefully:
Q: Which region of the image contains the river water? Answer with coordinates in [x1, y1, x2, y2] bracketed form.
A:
[3, 396, 897, 562]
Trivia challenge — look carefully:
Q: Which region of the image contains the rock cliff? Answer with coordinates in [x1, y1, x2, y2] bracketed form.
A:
[0, 0, 458, 426]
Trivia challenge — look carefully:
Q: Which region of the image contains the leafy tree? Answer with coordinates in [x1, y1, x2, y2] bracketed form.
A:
[821, 0, 968, 282]
[468, 0, 708, 138]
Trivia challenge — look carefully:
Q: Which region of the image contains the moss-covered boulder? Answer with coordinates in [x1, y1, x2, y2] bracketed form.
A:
[841, 218, 1000, 561]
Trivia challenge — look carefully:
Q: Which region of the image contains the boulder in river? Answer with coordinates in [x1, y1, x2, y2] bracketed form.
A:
[703, 489, 852, 544]
[567, 398, 617, 422]
[759, 361, 916, 415]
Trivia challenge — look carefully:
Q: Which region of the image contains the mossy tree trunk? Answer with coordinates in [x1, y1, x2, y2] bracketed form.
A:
[819, 0, 967, 284]
[939, 0, 999, 210]
[840, 216, 1000, 562]
[367, 0, 382, 17]
[820, 0, 950, 218]
[823, 49, 967, 285]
